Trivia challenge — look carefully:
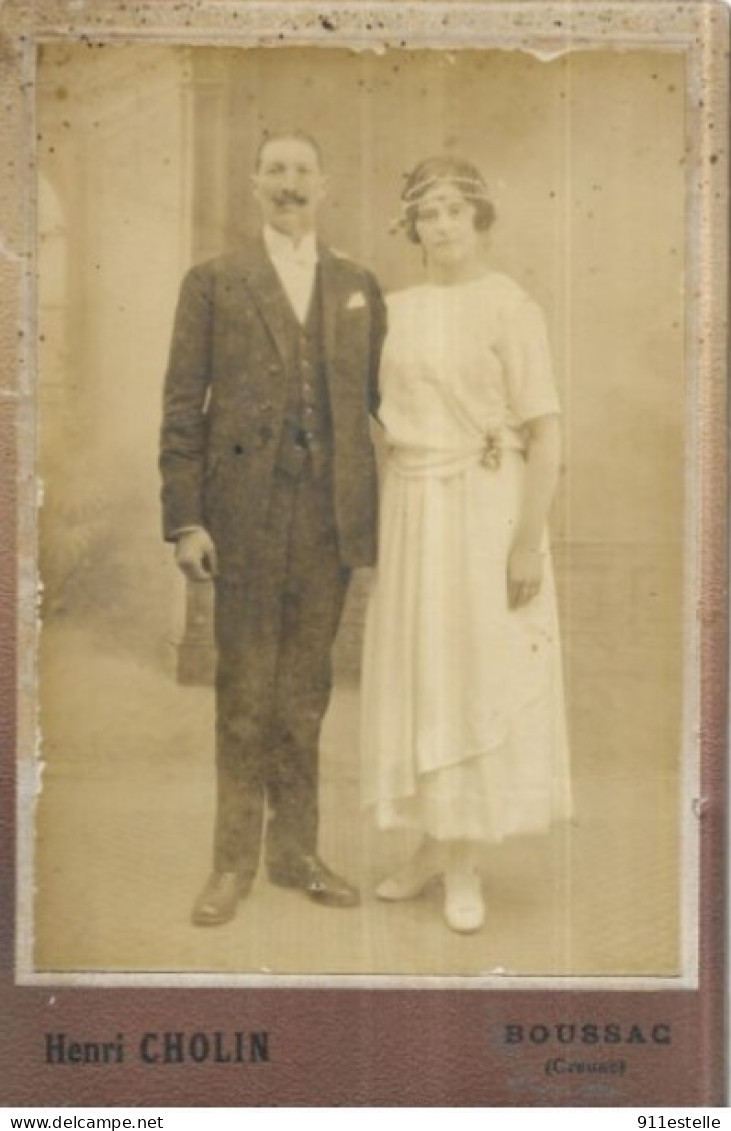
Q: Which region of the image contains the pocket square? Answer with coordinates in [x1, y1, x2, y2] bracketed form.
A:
[346, 291, 367, 311]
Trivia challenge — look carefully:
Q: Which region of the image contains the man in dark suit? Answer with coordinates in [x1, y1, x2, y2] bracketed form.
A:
[160, 131, 386, 926]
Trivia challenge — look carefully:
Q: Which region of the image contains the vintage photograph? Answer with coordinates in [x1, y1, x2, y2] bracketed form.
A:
[27, 39, 691, 982]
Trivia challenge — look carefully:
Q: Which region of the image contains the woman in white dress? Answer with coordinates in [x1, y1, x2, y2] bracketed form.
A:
[360, 156, 572, 933]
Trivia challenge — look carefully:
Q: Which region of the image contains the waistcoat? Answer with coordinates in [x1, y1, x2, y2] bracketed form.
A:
[275, 270, 333, 480]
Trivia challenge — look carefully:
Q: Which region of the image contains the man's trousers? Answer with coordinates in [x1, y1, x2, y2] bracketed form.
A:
[212, 460, 350, 878]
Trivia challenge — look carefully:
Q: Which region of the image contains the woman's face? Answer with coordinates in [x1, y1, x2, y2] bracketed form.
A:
[413, 182, 480, 267]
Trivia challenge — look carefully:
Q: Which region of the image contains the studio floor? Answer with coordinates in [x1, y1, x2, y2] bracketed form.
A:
[28, 619, 683, 981]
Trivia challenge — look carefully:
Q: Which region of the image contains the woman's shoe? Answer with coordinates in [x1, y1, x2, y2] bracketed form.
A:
[376, 843, 441, 901]
[443, 868, 485, 933]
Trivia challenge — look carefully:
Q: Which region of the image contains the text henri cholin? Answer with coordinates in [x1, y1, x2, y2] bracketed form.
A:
[44, 1031, 270, 1066]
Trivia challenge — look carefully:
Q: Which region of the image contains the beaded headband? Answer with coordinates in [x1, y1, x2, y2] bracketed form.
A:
[389, 169, 493, 234]
[400, 173, 491, 207]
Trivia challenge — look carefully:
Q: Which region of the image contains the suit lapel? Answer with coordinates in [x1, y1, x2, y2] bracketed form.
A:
[235, 238, 296, 373]
[317, 244, 341, 374]
[233, 236, 344, 378]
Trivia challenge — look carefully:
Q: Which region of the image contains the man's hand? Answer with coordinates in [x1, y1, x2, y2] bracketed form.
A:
[175, 529, 218, 581]
[507, 544, 543, 610]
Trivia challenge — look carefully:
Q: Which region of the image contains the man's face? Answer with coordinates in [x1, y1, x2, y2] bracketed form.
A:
[252, 137, 328, 240]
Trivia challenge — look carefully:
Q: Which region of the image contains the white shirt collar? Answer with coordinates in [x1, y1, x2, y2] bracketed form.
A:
[263, 225, 318, 266]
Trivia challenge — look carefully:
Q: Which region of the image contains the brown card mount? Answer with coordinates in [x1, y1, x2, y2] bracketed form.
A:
[0, 0, 727, 1107]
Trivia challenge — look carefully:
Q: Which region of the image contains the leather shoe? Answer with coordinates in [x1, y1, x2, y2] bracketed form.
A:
[268, 854, 360, 908]
[191, 871, 251, 927]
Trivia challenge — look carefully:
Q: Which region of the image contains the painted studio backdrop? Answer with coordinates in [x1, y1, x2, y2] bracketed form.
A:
[32, 44, 685, 977]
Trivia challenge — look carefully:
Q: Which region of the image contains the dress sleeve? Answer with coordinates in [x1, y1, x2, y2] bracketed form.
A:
[497, 295, 561, 424]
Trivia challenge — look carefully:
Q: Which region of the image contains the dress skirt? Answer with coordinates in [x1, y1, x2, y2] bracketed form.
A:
[360, 444, 572, 843]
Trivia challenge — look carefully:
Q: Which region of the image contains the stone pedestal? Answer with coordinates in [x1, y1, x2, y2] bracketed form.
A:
[176, 580, 216, 686]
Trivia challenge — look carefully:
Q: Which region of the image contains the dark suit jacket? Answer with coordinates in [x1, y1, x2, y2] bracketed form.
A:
[159, 237, 387, 577]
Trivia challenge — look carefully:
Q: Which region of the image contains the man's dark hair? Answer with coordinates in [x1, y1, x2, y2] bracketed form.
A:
[254, 130, 324, 172]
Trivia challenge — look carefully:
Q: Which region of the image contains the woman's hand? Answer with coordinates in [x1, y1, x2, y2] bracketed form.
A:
[506, 414, 560, 609]
[507, 544, 543, 609]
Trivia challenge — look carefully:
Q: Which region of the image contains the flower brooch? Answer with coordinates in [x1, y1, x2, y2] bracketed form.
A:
[480, 428, 502, 470]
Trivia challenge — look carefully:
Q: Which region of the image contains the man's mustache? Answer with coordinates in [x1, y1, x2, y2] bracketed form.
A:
[272, 190, 308, 206]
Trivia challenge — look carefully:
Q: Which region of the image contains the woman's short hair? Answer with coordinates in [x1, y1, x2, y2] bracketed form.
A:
[400, 155, 496, 243]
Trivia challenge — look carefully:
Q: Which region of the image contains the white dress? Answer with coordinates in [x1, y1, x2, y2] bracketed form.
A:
[360, 272, 572, 843]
